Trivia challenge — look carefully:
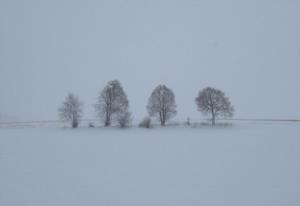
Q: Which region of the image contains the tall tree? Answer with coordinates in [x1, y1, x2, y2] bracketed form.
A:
[195, 87, 234, 126]
[147, 85, 177, 126]
[95, 80, 130, 126]
[58, 93, 83, 128]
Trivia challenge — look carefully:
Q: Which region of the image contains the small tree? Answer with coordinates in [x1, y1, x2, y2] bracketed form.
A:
[58, 93, 83, 128]
[95, 80, 130, 126]
[195, 87, 234, 126]
[147, 85, 177, 126]
[117, 111, 132, 128]
[139, 117, 152, 128]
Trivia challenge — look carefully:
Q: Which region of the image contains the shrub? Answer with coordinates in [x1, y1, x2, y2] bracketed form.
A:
[117, 111, 132, 128]
[139, 117, 151, 128]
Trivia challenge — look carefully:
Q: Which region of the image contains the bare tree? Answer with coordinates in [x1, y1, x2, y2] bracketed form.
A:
[95, 80, 130, 126]
[58, 93, 83, 128]
[195, 87, 234, 126]
[147, 85, 177, 126]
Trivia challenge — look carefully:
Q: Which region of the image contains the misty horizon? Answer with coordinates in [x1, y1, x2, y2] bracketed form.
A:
[1, 0, 300, 122]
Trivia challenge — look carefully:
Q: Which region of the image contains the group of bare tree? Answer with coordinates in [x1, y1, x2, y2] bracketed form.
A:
[58, 80, 234, 128]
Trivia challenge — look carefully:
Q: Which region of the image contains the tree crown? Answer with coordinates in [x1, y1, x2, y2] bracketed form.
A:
[195, 87, 234, 118]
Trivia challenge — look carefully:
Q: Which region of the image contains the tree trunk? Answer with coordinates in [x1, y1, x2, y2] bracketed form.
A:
[105, 119, 111, 127]
[211, 105, 215, 126]
[105, 110, 111, 126]
[72, 120, 78, 128]
[161, 112, 166, 126]
[212, 114, 215, 126]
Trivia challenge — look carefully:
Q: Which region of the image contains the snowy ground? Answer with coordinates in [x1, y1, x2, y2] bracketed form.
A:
[0, 122, 300, 206]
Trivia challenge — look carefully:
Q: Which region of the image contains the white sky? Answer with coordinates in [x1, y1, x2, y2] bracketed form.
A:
[1, 0, 300, 121]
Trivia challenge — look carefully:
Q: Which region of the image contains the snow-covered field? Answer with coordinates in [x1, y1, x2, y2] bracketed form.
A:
[0, 122, 299, 206]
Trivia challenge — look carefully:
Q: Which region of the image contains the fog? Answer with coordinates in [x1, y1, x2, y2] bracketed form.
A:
[1, 0, 300, 122]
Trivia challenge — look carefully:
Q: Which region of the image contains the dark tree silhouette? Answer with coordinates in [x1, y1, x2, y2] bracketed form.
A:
[147, 85, 177, 126]
[95, 80, 130, 127]
[195, 87, 234, 126]
[58, 93, 83, 128]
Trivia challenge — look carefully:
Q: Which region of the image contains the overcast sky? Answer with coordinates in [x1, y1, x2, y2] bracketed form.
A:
[1, 0, 300, 122]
